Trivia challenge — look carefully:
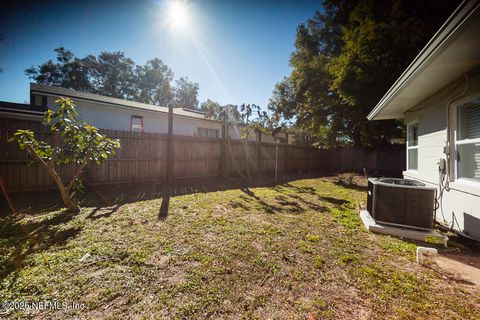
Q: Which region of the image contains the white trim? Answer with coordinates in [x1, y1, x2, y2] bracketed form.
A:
[451, 89, 480, 107]
[456, 138, 480, 145]
[450, 179, 480, 194]
[406, 120, 419, 171]
[453, 90, 480, 182]
[130, 115, 144, 132]
[404, 171, 480, 197]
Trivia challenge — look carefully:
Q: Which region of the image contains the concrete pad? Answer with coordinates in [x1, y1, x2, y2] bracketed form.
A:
[360, 210, 448, 246]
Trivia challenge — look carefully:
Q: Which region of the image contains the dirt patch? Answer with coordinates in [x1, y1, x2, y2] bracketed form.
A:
[433, 253, 480, 288]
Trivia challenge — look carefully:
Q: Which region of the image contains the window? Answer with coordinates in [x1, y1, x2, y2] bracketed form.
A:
[130, 115, 144, 132]
[407, 122, 418, 170]
[197, 127, 218, 138]
[33, 94, 47, 107]
[208, 128, 218, 138]
[456, 97, 480, 181]
[197, 127, 207, 137]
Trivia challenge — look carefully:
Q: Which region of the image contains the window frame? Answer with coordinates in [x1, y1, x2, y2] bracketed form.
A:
[406, 120, 419, 172]
[208, 128, 219, 138]
[197, 127, 207, 137]
[453, 92, 480, 183]
[33, 94, 47, 107]
[197, 127, 219, 139]
[130, 115, 144, 132]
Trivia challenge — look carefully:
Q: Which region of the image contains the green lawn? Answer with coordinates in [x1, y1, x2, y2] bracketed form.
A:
[1, 176, 479, 319]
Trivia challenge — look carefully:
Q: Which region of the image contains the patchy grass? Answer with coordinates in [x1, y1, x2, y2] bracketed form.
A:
[1, 176, 479, 319]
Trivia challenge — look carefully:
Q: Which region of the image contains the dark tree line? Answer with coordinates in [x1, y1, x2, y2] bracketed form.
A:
[268, 0, 460, 148]
[25, 48, 200, 109]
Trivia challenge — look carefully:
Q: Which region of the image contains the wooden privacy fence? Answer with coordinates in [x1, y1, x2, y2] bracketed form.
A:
[0, 121, 405, 192]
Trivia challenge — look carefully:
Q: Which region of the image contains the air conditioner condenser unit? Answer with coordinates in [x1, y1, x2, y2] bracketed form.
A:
[367, 178, 437, 230]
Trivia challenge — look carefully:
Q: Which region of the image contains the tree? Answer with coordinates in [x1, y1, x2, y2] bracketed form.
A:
[326, 0, 460, 147]
[250, 106, 279, 135]
[9, 98, 120, 212]
[201, 100, 241, 123]
[25, 47, 94, 92]
[269, 0, 460, 148]
[200, 99, 224, 120]
[25, 49, 179, 106]
[173, 77, 199, 109]
[86, 51, 137, 100]
[136, 58, 174, 106]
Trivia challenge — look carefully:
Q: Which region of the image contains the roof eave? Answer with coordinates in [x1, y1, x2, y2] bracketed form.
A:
[368, 0, 480, 121]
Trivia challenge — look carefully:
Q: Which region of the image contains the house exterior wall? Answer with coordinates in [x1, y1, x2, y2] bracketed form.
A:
[173, 116, 222, 137]
[403, 70, 480, 238]
[42, 94, 288, 143]
[45, 95, 169, 133]
[45, 95, 223, 136]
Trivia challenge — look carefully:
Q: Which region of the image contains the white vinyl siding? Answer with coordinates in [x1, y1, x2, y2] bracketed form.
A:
[407, 122, 418, 170]
[402, 72, 480, 238]
[456, 97, 480, 182]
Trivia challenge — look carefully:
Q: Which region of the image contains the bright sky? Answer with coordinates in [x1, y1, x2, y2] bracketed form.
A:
[0, 0, 320, 110]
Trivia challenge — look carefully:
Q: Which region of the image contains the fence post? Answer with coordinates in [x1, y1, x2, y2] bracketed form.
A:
[166, 104, 174, 184]
[256, 130, 261, 177]
[245, 130, 251, 179]
[220, 123, 226, 178]
[275, 137, 279, 181]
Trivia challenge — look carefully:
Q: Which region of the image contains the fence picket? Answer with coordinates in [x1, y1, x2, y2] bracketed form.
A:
[0, 118, 405, 191]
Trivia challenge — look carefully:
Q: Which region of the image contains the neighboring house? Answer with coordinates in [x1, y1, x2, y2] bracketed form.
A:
[0, 83, 291, 143]
[368, 0, 480, 239]
[0, 101, 47, 122]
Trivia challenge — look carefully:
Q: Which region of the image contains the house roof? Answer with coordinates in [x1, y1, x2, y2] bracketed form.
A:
[368, 0, 480, 120]
[30, 83, 211, 121]
[0, 101, 46, 119]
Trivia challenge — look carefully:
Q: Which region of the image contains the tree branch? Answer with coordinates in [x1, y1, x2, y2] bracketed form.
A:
[49, 131, 60, 166]
[26, 144, 64, 188]
[26, 144, 51, 171]
[66, 148, 93, 193]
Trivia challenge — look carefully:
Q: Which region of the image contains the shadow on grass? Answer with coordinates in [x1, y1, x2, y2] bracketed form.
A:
[87, 204, 122, 220]
[158, 192, 170, 220]
[240, 188, 283, 214]
[333, 181, 368, 192]
[1, 172, 355, 223]
[287, 194, 327, 212]
[0, 210, 81, 281]
[0, 171, 354, 278]
[318, 196, 350, 206]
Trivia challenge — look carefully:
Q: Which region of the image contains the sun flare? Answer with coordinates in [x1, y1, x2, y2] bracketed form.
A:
[167, 0, 189, 29]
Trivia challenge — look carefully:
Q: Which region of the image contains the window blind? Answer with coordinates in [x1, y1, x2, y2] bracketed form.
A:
[457, 99, 480, 181]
